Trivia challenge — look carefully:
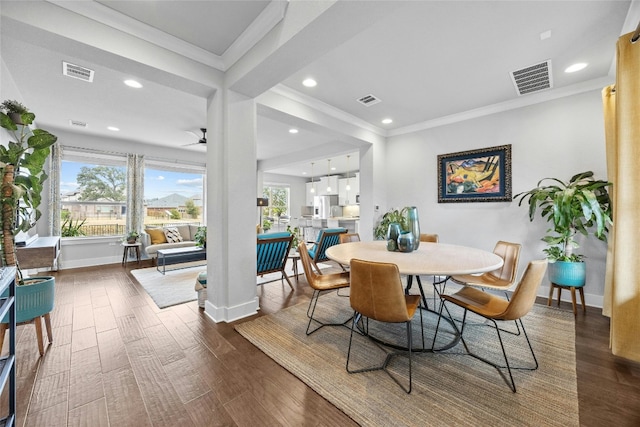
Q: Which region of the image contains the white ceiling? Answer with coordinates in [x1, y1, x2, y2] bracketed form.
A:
[1, 1, 637, 177]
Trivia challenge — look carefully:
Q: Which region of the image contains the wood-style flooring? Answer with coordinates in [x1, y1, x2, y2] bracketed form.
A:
[2, 262, 639, 426]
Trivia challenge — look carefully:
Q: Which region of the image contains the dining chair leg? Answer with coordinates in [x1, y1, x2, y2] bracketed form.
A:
[306, 290, 351, 335]
[281, 272, 294, 290]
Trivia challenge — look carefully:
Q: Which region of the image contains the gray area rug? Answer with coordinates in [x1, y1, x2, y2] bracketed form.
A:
[131, 265, 204, 309]
[235, 291, 579, 427]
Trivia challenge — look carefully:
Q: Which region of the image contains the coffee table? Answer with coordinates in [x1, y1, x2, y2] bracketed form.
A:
[156, 246, 206, 275]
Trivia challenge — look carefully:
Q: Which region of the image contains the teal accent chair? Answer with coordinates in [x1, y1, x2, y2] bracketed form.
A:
[1, 276, 55, 356]
[257, 232, 294, 290]
[308, 228, 347, 273]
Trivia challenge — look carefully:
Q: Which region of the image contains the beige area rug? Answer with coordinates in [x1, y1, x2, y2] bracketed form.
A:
[131, 264, 205, 309]
[235, 291, 579, 427]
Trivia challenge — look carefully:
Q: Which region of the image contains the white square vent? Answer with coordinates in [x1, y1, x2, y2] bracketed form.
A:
[357, 94, 381, 107]
[63, 61, 94, 82]
[69, 120, 87, 128]
[510, 60, 552, 96]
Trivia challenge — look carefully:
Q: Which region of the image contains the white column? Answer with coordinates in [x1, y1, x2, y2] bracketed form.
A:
[205, 89, 259, 322]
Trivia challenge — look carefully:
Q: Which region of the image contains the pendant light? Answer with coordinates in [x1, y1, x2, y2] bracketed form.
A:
[326, 159, 332, 193]
[310, 162, 315, 193]
[345, 155, 351, 191]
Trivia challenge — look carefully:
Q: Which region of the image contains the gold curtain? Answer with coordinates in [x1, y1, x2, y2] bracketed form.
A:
[602, 31, 640, 362]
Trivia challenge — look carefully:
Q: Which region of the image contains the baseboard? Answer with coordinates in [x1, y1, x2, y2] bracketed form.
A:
[203, 296, 259, 322]
[59, 255, 122, 270]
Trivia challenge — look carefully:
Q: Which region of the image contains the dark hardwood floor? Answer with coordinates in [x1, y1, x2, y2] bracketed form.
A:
[2, 262, 639, 426]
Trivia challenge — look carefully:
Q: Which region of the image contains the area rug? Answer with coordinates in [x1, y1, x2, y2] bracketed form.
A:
[235, 291, 579, 427]
[132, 261, 333, 308]
[131, 265, 204, 309]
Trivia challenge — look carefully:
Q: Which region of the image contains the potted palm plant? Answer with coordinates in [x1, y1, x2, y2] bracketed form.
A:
[513, 171, 612, 286]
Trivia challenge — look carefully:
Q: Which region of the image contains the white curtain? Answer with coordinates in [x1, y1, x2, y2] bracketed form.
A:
[126, 154, 145, 233]
[602, 30, 640, 362]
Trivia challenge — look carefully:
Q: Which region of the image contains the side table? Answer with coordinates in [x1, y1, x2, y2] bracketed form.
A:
[547, 282, 586, 316]
[288, 250, 301, 282]
[122, 242, 141, 266]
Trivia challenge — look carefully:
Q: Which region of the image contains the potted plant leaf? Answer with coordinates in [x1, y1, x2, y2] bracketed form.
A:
[0, 100, 57, 280]
[194, 226, 206, 248]
[125, 230, 140, 244]
[373, 207, 409, 240]
[513, 171, 612, 287]
[0, 100, 57, 355]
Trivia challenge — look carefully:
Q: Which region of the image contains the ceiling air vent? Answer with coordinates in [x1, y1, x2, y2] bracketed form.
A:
[510, 60, 552, 96]
[63, 61, 95, 82]
[357, 94, 381, 107]
[69, 120, 87, 128]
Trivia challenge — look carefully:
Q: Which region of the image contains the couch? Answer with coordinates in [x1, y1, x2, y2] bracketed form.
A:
[142, 224, 202, 261]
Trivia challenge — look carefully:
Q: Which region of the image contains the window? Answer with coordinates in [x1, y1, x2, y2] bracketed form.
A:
[144, 161, 205, 228]
[262, 185, 290, 231]
[60, 152, 127, 237]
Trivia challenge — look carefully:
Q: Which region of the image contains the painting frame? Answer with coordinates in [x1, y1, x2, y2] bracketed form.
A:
[437, 144, 512, 203]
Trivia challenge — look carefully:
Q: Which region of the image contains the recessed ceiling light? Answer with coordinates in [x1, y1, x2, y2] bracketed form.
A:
[302, 171, 307, 175]
[331, 167, 336, 171]
[302, 78, 317, 87]
[124, 79, 143, 88]
[565, 63, 587, 73]
[381, 118, 393, 124]
[289, 128, 298, 134]
[107, 126, 120, 131]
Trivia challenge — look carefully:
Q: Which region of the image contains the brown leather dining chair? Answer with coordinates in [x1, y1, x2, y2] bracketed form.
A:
[450, 241, 522, 297]
[339, 233, 360, 244]
[346, 258, 423, 393]
[433, 259, 548, 392]
[449, 240, 522, 333]
[298, 242, 351, 335]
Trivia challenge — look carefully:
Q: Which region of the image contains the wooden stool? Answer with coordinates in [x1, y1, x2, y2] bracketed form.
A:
[548, 282, 586, 316]
[122, 242, 141, 266]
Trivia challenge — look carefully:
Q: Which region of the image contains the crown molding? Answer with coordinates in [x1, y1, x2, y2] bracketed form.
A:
[388, 76, 614, 137]
[46, 0, 286, 71]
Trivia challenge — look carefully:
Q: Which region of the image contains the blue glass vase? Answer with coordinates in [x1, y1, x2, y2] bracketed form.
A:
[397, 231, 415, 253]
[406, 206, 420, 251]
[386, 222, 402, 252]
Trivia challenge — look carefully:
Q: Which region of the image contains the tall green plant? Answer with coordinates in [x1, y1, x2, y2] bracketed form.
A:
[0, 101, 57, 275]
[513, 171, 612, 262]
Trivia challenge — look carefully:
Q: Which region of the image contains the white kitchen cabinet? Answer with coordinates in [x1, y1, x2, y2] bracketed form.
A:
[305, 182, 315, 206]
[317, 176, 339, 196]
[339, 174, 359, 205]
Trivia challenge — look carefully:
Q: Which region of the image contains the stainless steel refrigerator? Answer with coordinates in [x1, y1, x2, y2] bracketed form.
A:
[313, 195, 339, 219]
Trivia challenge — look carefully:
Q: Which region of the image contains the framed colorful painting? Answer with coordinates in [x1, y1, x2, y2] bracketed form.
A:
[437, 144, 512, 203]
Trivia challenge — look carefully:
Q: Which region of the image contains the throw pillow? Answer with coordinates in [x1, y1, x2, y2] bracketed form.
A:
[164, 227, 183, 243]
[146, 228, 167, 245]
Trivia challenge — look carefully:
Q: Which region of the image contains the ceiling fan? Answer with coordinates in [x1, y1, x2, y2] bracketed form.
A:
[183, 128, 207, 147]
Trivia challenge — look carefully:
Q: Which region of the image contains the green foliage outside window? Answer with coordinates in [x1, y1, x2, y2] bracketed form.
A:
[77, 165, 126, 201]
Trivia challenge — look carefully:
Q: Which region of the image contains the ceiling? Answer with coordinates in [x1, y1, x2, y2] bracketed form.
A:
[1, 1, 637, 177]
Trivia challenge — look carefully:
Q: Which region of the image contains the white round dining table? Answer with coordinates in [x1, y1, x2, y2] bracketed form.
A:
[325, 240, 503, 276]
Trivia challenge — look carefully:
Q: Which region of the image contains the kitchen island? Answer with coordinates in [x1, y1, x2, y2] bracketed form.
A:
[294, 217, 360, 242]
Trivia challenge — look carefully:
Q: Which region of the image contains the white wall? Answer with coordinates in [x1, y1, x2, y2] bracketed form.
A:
[385, 89, 609, 306]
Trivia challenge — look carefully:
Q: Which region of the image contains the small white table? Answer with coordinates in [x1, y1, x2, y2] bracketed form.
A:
[121, 242, 141, 266]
